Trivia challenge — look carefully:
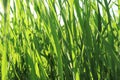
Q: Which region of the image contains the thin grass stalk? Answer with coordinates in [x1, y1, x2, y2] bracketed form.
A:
[1, 0, 10, 80]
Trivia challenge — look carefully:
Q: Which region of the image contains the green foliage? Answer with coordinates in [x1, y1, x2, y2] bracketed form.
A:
[0, 0, 120, 80]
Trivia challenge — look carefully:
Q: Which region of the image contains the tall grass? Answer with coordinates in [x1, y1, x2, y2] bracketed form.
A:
[0, 0, 120, 80]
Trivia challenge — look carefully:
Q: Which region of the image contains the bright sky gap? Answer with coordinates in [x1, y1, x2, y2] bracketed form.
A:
[0, 0, 119, 26]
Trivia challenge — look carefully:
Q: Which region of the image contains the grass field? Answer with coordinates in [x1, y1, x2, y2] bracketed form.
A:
[0, 0, 120, 80]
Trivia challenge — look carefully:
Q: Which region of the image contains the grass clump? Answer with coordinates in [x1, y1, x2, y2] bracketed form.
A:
[0, 0, 120, 80]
